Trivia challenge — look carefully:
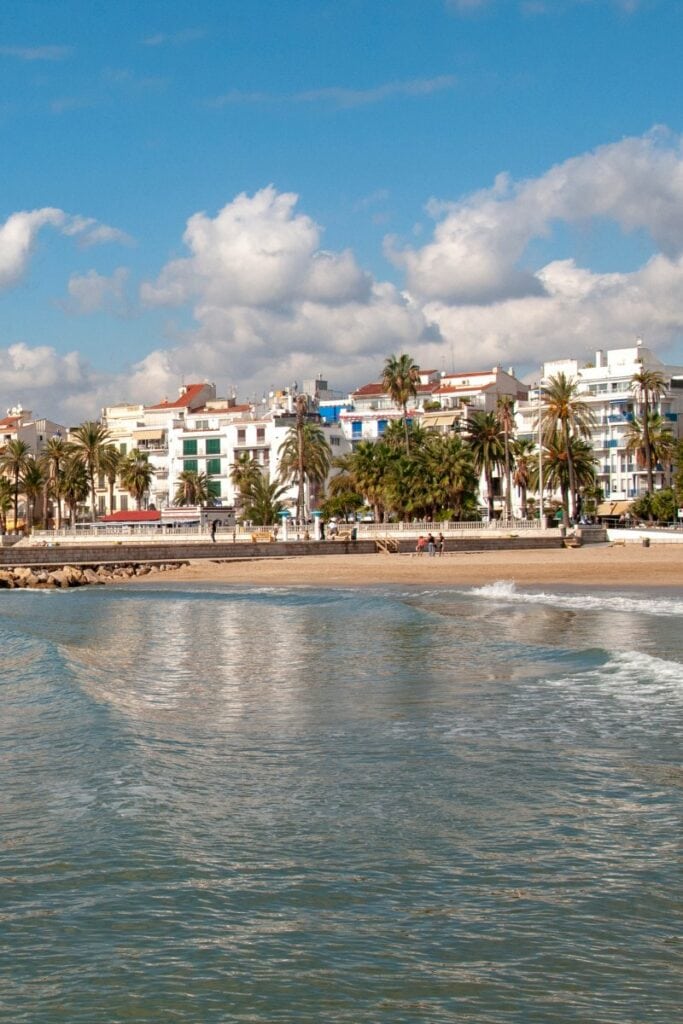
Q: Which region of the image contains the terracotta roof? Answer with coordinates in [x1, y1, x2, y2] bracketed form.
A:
[99, 510, 161, 523]
[0, 416, 22, 429]
[351, 381, 438, 398]
[146, 383, 209, 411]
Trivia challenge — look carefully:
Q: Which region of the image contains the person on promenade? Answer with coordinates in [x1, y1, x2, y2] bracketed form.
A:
[427, 533, 436, 556]
[437, 532, 445, 556]
[416, 535, 426, 555]
[210, 519, 218, 542]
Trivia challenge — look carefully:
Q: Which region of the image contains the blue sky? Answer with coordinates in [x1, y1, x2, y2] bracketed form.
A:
[1, 0, 683, 421]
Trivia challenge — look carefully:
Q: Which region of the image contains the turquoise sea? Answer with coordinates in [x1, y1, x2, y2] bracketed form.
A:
[1, 580, 681, 1023]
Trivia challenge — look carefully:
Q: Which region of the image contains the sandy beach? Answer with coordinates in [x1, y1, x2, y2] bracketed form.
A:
[160, 542, 683, 589]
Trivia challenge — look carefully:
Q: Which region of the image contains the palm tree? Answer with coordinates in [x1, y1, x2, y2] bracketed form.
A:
[542, 372, 596, 523]
[230, 453, 262, 511]
[59, 456, 90, 527]
[467, 411, 505, 521]
[70, 421, 113, 522]
[625, 412, 675, 490]
[511, 438, 536, 520]
[0, 476, 13, 534]
[40, 435, 71, 529]
[174, 470, 210, 506]
[496, 395, 516, 518]
[418, 432, 478, 521]
[543, 434, 596, 518]
[120, 449, 153, 509]
[382, 353, 420, 453]
[0, 439, 32, 532]
[241, 475, 288, 526]
[100, 444, 123, 515]
[21, 458, 46, 531]
[278, 402, 331, 526]
[630, 369, 668, 494]
[348, 440, 390, 522]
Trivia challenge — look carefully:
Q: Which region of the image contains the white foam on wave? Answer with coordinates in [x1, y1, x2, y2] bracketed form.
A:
[552, 648, 683, 707]
[468, 580, 683, 618]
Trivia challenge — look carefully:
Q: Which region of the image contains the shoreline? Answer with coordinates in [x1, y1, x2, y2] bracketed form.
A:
[150, 544, 683, 589]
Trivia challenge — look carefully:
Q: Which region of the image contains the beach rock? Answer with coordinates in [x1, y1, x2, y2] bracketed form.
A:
[83, 568, 103, 585]
[0, 571, 14, 588]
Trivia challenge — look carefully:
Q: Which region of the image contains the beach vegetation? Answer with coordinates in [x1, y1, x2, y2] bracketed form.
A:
[381, 353, 421, 454]
[120, 449, 153, 509]
[240, 475, 288, 525]
[278, 400, 332, 526]
[0, 438, 32, 533]
[59, 456, 90, 526]
[174, 470, 210, 506]
[21, 458, 46, 530]
[70, 421, 114, 523]
[467, 411, 505, 521]
[630, 369, 668, 495]
[511, 437, 536, 519]
[40, 435, 72, 529]
[496, 395, 516, 518]
[541, 373, 597, 523]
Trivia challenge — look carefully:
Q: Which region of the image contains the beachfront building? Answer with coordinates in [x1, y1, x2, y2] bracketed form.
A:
[332, 368, 444, 445]
[516, 343, 683, 505]
[1, 405, 66, 455]
[422, 366, 529, 435]
[99, 380, 350, 518]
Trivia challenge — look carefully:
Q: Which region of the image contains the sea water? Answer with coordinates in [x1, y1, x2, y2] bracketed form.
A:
[0, 581, 681, 1023]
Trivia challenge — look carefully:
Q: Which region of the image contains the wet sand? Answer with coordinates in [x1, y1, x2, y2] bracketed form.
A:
[160, 543, 683, 589]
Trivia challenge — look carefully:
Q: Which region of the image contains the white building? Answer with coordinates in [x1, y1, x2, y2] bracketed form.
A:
[516, 344, 683, 503]
[0, 405, 66, 455]
[99, 381, 350, 517]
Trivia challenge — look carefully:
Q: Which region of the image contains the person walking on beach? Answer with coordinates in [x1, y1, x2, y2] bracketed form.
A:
[437, 531, 445, 556]
[427, 533, 436, 556]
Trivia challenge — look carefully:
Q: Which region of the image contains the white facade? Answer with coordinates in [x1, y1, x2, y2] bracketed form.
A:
[99, 381, 350, 516]
[516, 345, 683, 502]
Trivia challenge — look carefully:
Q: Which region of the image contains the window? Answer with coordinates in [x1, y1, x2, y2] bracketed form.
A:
[183, 439, 197, 456]
[352, 421, 362, 437]
[378, 420, 387, 435]
[195, 420, 209, 431]
[98, 473, 105, 489]
[206, 458, 221, 476]
[120, 494, 128, 511]
[119, 442, 127, 455]
[183, 459, 198, 473]
[237, 428, 246, 444]
[98, 496, 106, 514]
[207, 480, 221, 499]
[256, 427, 265, 442]
[206, 437, 220, 455]
[330, 436, 340, 446]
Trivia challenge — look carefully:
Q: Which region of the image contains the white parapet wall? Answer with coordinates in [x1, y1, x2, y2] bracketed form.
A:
[607, 527, 683, 544]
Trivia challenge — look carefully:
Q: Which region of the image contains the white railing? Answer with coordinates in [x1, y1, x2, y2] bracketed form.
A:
[25, 518, 545, 547]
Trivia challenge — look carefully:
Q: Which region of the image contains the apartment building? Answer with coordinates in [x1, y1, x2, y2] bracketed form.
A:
[0, 405, 66, 454]
[516, 344, 683, 501]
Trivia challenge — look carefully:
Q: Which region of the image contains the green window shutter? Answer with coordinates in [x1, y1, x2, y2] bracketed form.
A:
[119, 442, 127, 455]
[183, 439, 197, 456]
[205, 438, 220, 455]
[206, 458, 221, 476]
[183, 459, 198, 473]
[207, 480, 221, 498]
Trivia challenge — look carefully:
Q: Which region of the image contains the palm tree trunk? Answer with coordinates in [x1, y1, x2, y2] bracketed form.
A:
[403, 403, 410, 454]
[13, 470, 20, 533]
[642, 392, 654, 495]
[504, 431, 512, 518]
[564, 421, 577, 522]
[485, 468, 494, 520]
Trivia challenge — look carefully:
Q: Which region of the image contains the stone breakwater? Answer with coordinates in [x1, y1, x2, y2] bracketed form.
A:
[0, 562, 188, 589]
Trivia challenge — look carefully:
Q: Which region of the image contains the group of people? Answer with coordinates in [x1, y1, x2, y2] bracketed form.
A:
[415, 532, 445, 557]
